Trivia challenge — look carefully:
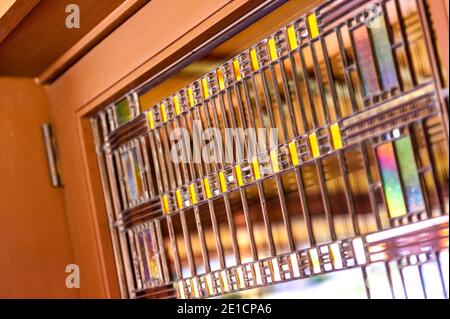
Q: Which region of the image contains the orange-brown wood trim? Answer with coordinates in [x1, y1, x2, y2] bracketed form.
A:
[0, 0, 39, 43]
[38, 0, 150, 84]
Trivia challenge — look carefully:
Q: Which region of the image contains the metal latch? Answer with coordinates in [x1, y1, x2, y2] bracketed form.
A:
[41, 123, 62, 187]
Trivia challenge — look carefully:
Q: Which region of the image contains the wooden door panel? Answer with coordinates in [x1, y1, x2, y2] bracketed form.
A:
[0, 77, 78, 298]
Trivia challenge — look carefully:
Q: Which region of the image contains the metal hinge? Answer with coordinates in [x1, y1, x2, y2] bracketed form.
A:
[41, 123, 62, 187]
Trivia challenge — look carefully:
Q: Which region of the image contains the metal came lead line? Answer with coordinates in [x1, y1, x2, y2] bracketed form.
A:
[281, 52, 316, 246]
[139, 137, 157, 198]
[363, 138, 400, 298]
[418, 264, 428, 299]
[166, 214, 182, 279]
[436, 251, 449, 298]
[159, 127, 178, 189]
[336, 26, 358, 113]
[297, 48, 319, 127]
[418, 120, 444, 216]
[394, 0, 418, 87]
[106, 150, 137, 295]
[267, 60, 297, 252]
[406, 125, 433, 219]
[159, 110, 201, 278]
[134, 229, 148, 285]
[258, 62, 317, 248]
[310, 40, 331, 124]
[224, 87, 258, 261]
[155, 219, 171, 283]
[150, 130, 170, 192]
[190, 102, 212, 273]
[319, 36, 341, 119]
[380, 1, 404, 93]
[199, 99, 226, 269]
[240, 78, 277, 256]
[91, 118, 130, 298]
[127, 229, 143, 290]
[146, 125, 183, 280]
[163, 113, 197, 277]
[318, 26, 373, 274]
[259, 66, 296, 250]
[147, 132, 165, 194]
[294, 45, 340, 246]
[210, 96, 241, 265]
[147, 223, 162, 285]
[149, 127, 183, 279]
[415, 0, 450, 141]
[296, 42, 337, 243]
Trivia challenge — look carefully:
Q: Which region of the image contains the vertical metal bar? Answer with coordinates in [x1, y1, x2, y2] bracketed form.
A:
[91, 118, 129, 298]
[190, 103, 213, 273]
[166, 215, 182, 279]
[223, 87, 258, 261]
[240, 78, 276, 256]
[336, 26, 358, 113]
[394, 0, 418, 87]
[179, 210, 196, 276]
[210, 96, 241, 265]
[419, 120, 444, 215]
[154, 219, 170, 283]
[418, 264, 428, 299]
[436, 251, 449, 298]
[139, 137, 157, 198]
[268, 61, 298, 252]
[127, 229, 143, 291]
[201, 99, 226, 269]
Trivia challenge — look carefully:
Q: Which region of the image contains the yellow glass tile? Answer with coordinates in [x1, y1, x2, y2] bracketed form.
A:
[147, 111, 155, 129]
[175, 189, 183, 209]
[216, 68, 225, 90]
[309, 132, 320, 158]
[173, 96, 181, 115]
[307, 13, 319, 39]
[160, 103, 168, 122]
[270, 150, 280, 173]
[205, 274, 214, 295]
[287, 25, 298, 50]
[220, 271, 229, 292]
[329, 243, 343, 269]
[201, 78, 209, 99]
[309, 248, 321, 274]
[288, 141, 299, 166]
[330, 123, 343, 150]
[268, 38, 278, 61]
[191, 278, 200, 298]
[161, 194, 169, 214]
[236, 268, 245, 289]
[249, 48, 259, 71]
[218, 171, 227, 192]
[232, 59, 242, 81]
[187, 87, 195, 107]
[189, 183, 197, 204]
[203, 177, 212, 199]
[177, 281, 186, 299]
[251, 158, 261, 180]
[234, 165, 244, 186]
